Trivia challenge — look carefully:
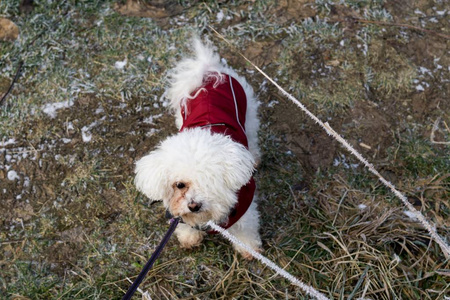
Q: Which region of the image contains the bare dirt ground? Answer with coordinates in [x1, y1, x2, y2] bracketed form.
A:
[1, 0, 449, 299]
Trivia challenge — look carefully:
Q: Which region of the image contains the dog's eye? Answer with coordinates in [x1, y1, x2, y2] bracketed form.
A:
[176, 182, 186, 189]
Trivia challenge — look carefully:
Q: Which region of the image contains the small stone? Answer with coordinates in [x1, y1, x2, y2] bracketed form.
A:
[0, 18, 19, 41]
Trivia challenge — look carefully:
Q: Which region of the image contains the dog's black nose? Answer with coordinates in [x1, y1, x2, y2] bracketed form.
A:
[188, 202, 202, 212]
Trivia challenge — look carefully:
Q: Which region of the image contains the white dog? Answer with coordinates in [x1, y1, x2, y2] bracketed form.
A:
[135, 38, 262, 259]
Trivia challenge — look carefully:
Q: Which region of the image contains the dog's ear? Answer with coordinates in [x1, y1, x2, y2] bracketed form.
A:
[134, 150, 171, 201]
[219, 140, 255, 192]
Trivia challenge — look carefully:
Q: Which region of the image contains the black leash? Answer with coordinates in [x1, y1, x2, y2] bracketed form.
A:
[122, 217, 180, 300]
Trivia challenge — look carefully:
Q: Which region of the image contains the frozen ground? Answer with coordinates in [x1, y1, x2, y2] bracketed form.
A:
[0, 0, 449, 299]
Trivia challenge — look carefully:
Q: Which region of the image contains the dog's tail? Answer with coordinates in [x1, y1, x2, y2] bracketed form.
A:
[166, 37, 224, 112]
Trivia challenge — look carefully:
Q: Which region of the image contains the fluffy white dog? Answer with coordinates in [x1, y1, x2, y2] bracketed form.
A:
[135, 38, 262, 259]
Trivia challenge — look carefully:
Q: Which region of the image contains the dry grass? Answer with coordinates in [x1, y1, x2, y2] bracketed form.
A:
[1, 0, 449, 299]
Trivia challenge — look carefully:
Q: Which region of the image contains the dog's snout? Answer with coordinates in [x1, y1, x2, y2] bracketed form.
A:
[188, 202, 202, 212]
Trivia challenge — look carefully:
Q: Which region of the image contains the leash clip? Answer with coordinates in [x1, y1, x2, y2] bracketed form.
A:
[165, 210, 211, 231]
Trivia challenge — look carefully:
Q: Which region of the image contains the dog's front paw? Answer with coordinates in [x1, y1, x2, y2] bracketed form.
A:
[175, 224, 205, 249]
[179, 234, 203, 249]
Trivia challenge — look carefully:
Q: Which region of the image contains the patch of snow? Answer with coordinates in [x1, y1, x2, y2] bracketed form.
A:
[418, 66, 432, 76]
[145, 128, 160, 137]
[267, 100, 279, 108]
[216, 10, 224, 22]
[340, 40, 345, 46]
[436, 10, 447, 16]
[362, 43, 368, 56]
[415, 84, 425, 91]
[0, 138, 15, 147]
[333, 154, 358, 169]
[7, 170, 20, 181]
[81, 120, 100, 143]
[143, 113, 163, 124]
[333, 158, 339, 166]
[414, 9, 425, 16]
[114, 58, 127, 70]
[42, 100, 74, 118]
[62, 138, 72, 144]
[358, 204, 367, 210]
[81, 126, 92, 142]
[95, 106, 104, 114]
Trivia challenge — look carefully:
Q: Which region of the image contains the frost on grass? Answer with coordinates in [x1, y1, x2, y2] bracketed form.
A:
[1, 1, 449, 299]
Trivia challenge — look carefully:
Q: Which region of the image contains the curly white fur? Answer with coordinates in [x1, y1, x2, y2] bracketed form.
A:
[135, 128, 255, 221]
[166, 38, 261, 161]
[135, 37, 262, 258]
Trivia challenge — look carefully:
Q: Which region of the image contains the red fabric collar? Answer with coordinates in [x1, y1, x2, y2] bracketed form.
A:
[180, 73, 255, 232]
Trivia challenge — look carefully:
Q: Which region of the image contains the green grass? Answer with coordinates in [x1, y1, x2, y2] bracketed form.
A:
[1, 0, 449, 299]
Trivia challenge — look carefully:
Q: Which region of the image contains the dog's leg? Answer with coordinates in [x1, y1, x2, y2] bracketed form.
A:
[227, 201, 262, 260]
[175, 223, 206, 249]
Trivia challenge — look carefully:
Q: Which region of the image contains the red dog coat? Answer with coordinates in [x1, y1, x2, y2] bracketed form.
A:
[180, 73, 256, 231]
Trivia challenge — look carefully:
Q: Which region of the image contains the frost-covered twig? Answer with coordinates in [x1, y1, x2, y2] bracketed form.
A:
[207, 222, 330, 300]
[209, 27, 450, 259]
